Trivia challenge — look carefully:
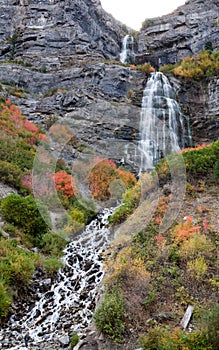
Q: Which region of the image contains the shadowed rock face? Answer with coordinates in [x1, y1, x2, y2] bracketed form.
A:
[168, 74, 219, 145]
[137, 0, 219, 65]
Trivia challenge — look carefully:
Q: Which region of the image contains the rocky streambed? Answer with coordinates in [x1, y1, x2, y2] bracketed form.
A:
[0, 208, 114, 349]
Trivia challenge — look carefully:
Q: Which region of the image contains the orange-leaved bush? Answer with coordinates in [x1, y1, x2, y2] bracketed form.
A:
[0, 98, 48, 145]
[173, 216, 201, 243]
[178, 143, 211, 153]
[53, 171, 77, 198]
[0, 98, 49, 190]
[116, 168, 136, 188]
[89, 158, 136, 201]
[24, 120, 39, 134]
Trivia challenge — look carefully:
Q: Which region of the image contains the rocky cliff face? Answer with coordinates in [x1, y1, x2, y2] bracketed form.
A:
[0, 0, 146, 170]
[137, 0, 219, 65]
[0, 0, 218, 168]
[0, 0, 125, 70]
[168, 75, 219, 145]
[0, 61, 145, 170]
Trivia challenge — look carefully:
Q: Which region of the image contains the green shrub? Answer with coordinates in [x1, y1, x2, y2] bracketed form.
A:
[183, 140, 219, 178]
[159, 63, 177, 73]
[39, 232, 67, 257]
[0, 135, 35, 171]
[0, 281, 12, 318]
[0, 230, 65, 321]
[139, 326, 212, 350]
[0, 160, 22, 188]
[42, 256, 63, 274]
[3, 223, 17, 235]
[109, 182, 141, 225]
[0, 238, 36, 288]
[0, 194, 51, 245]
[180, 331, 212, 350]
[156, 140, 219, 183]
[187, 257, 208, 280]
[0, 239, 35, 285]
[202, 303, 219, 348]
[213, 159, 219, 180]
[70, 197, 96, 224]
[69, 208, 85, 224]
[8, 250, 35, 284]
[139, 327, 166, 350]
[70, 333, 79, 348]
[143, 287, 157, 307]
[94, 287, 125, 343]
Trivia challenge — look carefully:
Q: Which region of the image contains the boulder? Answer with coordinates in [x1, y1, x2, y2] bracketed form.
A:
[58, 334, 70, 347]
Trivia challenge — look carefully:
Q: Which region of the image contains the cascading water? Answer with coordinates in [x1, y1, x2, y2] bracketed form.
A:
[138, 71, 192, 172]
[0, 208, 114, 349]
[119, 34, 135, 64]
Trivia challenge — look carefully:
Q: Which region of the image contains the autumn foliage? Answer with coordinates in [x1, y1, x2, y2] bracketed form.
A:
[89, 158, 136, 201]
[179, 143, 211, 153]
[0, 98, 48, 144]
[173, 216, 201, 243]
[173, 50, 219, 80]
[0, 97, 49, 191]
[53, 171, 77, 198]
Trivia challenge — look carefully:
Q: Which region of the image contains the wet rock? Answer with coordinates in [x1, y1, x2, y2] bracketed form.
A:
[42, 278, 52, 286]
[58, 334, 70, 347]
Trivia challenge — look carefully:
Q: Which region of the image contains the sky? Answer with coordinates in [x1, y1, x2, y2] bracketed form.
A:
[100, 0, 186, 30]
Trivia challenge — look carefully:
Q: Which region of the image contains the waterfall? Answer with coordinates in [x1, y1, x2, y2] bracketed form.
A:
[138, 72, 192, 172]
[119, 34, 135, 64]
[0, 208, 114, 349]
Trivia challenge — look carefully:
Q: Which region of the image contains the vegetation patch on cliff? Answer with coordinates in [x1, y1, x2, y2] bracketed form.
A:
[160, 49, 219, 80]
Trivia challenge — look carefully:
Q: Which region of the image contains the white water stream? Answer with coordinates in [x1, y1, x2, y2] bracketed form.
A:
[0, 208, 114, 349]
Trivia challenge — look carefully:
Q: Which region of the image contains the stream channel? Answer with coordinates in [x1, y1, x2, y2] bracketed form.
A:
[0, 208, 114, 349]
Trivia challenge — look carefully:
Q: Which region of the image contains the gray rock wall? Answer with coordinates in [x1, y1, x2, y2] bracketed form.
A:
[0, 0, 125, 70]
[0, 60, 145, 170]
[169, 75, 219, 144]
[137, 0, 219, 65]
[0, 0, 218, 166]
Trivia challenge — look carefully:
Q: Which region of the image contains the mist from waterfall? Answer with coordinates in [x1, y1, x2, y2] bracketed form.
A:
[120, 34, 135, 64]
[138, 71, 192, 172]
